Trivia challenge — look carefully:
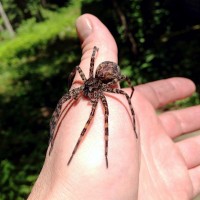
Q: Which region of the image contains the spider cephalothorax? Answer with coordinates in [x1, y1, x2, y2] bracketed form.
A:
[83, 77, 102, 101]
[49, 46, 138, 168]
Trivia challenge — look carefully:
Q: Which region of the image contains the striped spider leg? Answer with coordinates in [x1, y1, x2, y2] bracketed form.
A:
[49, 65, 86, 155]
[49, 86, 84, 155]
[67, 92, 110, 168]
[67, 100, 99, 165]
[100, 93, 109, 168]
[49, 46, 99, 156]
[102, 87, 138, 139]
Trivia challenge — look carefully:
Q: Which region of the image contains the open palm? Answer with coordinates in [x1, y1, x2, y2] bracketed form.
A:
[134, 80, 200, 199]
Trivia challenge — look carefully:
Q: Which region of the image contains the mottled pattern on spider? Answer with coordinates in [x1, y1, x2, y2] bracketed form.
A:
[49, 46, 138, 168]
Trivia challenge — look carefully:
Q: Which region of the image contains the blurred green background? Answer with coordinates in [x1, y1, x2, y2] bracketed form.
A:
[0, 0, 199, 199]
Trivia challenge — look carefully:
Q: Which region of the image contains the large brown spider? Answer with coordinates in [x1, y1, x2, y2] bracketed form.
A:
[49, 46, 138, 168]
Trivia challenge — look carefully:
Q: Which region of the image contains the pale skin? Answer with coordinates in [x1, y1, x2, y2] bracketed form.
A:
[28, 14, 200, 200]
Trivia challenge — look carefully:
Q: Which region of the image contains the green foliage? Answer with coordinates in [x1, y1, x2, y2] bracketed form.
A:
[0, 160, 38, 200]
[0, 7, 77, 59]
[174, 92, 200, 108]
[1, 0, 43, 29]
[0, 3, 80, 94]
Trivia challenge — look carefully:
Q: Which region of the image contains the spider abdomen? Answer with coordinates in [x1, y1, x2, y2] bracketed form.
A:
[95, 61, 121, 83]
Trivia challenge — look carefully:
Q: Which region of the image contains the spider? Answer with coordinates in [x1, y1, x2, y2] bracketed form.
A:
[49, 46, 138, 168]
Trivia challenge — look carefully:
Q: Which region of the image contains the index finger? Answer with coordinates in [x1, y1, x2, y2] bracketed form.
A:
[135, 77, 196, 109]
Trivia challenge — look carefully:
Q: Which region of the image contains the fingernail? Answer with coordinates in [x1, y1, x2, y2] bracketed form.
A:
[76, 15, 93, 41]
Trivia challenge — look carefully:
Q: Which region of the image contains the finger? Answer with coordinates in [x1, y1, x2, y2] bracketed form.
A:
[159, 105, 200, 138]
[176, 135, 200, 169]
[135, 77, 195, 109]
[189, 166, 200, 197]
[74, 14, 118, 82]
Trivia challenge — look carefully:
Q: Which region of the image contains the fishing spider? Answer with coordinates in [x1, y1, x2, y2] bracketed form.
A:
[49, 46, 138, 168]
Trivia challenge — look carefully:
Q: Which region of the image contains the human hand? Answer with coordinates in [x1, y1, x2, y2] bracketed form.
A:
[28, 14, 200, 200]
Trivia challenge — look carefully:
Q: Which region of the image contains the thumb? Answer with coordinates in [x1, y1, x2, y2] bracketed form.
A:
[74, 14, 118, 82]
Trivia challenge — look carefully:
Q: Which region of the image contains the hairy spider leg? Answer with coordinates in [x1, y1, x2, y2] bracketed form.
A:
[103, 88, 138, 139]
[68, 65, 87, 88]
[120, 75, 135, 98]
[67, 101, 98, 165]
[49, 86, 84, 155]
[100, 94, 109, 168]
[49, 100, 73, 155]
[76, 65, 87, 82]
[50, 89, 78, 139]
[103, 75, 135, 98]
[89, 46, 99, 78]
[68, 68, 76, 89]
[50, 93, 71, 141]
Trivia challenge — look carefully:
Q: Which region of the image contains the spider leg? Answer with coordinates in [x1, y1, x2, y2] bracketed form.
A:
[50, 93, 71, 142]
[76, 65, 87, 82]
[68, 66, 86, 88]
[103, 88, 138, 139]
[67, 101, 98, 166]
[100, 94, 109, 168]
[68, 67, 76, 89]
[49, 86, 84, 155]
[120, 75, 135, 98]
[89, 46, 99, 78]
[103, 75, 135, 98]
